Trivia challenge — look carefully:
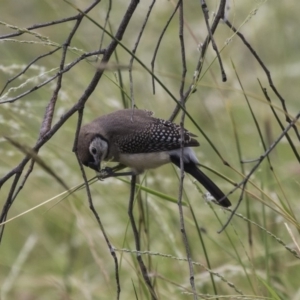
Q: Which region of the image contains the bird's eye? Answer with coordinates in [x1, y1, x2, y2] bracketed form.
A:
[91, 147, 97, 155]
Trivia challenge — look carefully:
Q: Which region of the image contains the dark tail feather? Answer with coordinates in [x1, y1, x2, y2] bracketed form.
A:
[170, 156, 231, 207]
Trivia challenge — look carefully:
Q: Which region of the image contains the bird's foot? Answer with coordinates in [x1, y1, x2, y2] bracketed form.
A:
[97, 167, 114, 180]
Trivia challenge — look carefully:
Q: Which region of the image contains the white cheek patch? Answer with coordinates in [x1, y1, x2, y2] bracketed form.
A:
[169, 147, 199, 164]
[90, 138, 109, 160]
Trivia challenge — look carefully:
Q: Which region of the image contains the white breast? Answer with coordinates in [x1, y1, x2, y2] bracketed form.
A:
[117, 147, 199, 174]
[118, 152, 171, 174]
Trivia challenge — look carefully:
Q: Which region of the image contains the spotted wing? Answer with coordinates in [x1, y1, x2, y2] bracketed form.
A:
[115, 118, 199, 154]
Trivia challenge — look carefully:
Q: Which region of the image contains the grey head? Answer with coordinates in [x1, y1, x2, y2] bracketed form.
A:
[77, 132, 108, 172]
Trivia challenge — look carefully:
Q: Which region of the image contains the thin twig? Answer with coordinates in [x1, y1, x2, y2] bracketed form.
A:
[97, 0, 112, 61]
[257, 79, 300, 163]
[201, 0, 226, 82]
[129, 0, 156, 108]
[78, 153, 121, 299]
[219, 112, 300, 233]
[40, 11, 85, 138]
[0, 0, 101, 40]
[0, 47, 61, 97]
[178, 3, 197, 299]
[151, 0, 181, 95]
[169, 0, 227, 121]
[73, 108, 121, 299]
[225, 19, 300, 140]
[178, 1, 186, 99]
[128, 175, 157, 300]
[0, 49, 106, 104]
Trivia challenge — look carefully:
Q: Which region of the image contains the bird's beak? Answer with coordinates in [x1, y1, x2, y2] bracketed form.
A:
[88, 159, 101, 172]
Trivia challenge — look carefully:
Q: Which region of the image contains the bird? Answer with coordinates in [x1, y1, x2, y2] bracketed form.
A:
[77, 109, 231, 207]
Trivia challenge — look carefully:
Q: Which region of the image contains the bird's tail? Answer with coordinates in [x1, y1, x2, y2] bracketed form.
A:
[170, 156, 231, 207]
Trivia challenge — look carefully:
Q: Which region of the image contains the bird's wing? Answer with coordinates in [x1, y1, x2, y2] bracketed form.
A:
[114, 117, 199, 154]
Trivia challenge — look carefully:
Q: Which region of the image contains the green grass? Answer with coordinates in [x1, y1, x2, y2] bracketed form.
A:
[0, 1, 300, 299]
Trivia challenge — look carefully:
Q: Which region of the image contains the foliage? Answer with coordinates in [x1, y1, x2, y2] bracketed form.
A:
[0, 1, 299, 299]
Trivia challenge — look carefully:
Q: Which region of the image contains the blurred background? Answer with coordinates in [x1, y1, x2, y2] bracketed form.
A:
[0, 0, 299, 299]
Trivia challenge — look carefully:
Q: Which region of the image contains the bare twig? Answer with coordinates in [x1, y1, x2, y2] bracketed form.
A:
[129, 0, 156, 108]
[128, 175, 157, 300]
[201, 0, 226, 82]
[75, 149, 121, 299]
[151, 0, 181, 95]
[219, 112, 300, 233]
[0, 0, 101, 40]
[178, 1, 187, 99]
[169, 0, 227, 121]
[257, 80, 300, 162]
[0, 47, 61, 97]
[97, 0, 112, 61]
[0, 49, 106, 104]
[178, 3, 197, 299]
[39, 10, 85, 138]
[225, 19, 300, 141]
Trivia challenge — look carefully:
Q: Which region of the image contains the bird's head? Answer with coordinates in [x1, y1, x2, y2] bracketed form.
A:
[78, 134, 109, 172]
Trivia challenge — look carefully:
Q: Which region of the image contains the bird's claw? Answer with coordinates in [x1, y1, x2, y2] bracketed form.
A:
[97, 167, 114, 180]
